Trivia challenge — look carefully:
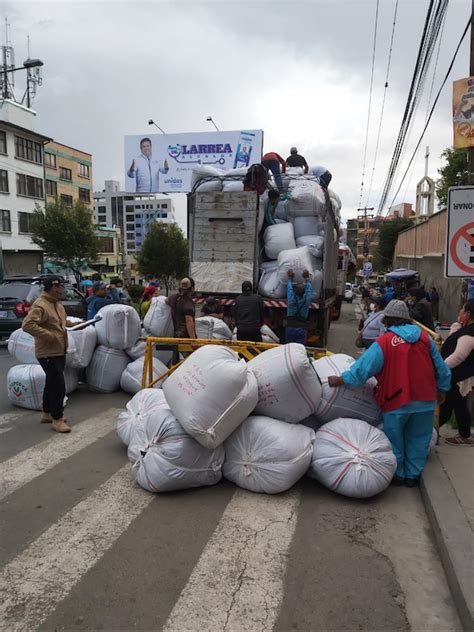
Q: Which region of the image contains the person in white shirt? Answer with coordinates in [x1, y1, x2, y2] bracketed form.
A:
[127, 137, 169, 192]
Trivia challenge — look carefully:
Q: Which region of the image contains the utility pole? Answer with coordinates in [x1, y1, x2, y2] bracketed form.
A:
[357, 206, 374, 259]
[469, 0, 474, 185]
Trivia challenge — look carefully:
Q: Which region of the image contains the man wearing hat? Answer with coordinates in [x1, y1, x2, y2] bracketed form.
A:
[286, 147, 309, 174]
[166, 277, 196, 338]
[86, 281, 120, 319]
[22, 276, 73, 433]
[328, 300, 451, 486]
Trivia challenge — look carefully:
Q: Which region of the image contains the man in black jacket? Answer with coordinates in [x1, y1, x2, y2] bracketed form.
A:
[233, 281, 264, 342]
[408, 287, 435, 331]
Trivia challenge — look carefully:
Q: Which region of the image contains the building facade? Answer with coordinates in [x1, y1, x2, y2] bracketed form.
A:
[0, 100, 51, 277]
[44, 141, 92, 208]
[92, 226, 123, 276]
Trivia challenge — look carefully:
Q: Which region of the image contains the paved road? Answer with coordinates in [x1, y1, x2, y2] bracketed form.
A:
[0, 304, 461, 631]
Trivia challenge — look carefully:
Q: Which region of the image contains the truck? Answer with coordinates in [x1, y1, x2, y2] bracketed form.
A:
[187, 177, 340, 347]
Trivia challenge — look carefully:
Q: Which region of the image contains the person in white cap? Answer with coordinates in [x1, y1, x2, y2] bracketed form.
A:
[327, 299, 451, 487]
[286, 147, 309, 174]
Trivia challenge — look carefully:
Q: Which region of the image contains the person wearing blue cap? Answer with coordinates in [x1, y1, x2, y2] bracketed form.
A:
[86, 281, 120, 319]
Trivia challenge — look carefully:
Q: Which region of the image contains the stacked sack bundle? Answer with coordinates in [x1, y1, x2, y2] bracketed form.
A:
[115, 342, 397, 499]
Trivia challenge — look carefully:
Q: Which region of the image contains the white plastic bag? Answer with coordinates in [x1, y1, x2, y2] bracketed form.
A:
[117, 388, 169, 447]
[95, 304, 141, 350]
[120, 356, 168, 395]
[223, 415, 315, 494]
[278, 246, 315, 284]
[286, 179, 326, 217]
[308, 418, 397, 498]
[86, 345, 130, 393]
[274, 200, 289, 221]
[292, 216, 324, 239]
[295, 235, 324, 258]
[143, 296, 174, 337]
[264, 222, 296, 260]
[260, 324, 279, 344]
[7, 329, 38, 364]
[258, 264, 287, 299]
[311, 269, 323, 300]
[248, 343, 322, 423]
[313, 354, 382, 426]
[163, 345, 258, 449]
[132, 409, 225, 493]
[125, 330, 173, 366]
[191, 165, 225, 191]
[66, 325, 97, 369]
[7, 364, 77, 410]
[222, 180, 244, 192]
[195, 316, 233, 340]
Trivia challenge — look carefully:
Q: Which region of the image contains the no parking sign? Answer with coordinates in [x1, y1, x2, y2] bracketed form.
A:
[446, 186, 474, 277]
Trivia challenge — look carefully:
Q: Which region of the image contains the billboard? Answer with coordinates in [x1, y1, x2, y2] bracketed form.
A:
[452, 77, 474, 149]
[124, 129, 263, 194]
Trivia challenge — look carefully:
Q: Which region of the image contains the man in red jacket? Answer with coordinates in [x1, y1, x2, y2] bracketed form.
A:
[262, 151, 286, 192]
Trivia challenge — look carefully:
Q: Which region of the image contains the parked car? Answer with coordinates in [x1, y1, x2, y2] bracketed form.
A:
[0, 276, 87, 338]
[343, 282, 354, 303]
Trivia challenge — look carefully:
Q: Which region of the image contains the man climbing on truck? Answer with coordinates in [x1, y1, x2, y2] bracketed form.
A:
[286, 269, 313, 345]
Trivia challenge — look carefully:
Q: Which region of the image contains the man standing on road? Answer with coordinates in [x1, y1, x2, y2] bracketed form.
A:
[286, 147, 309, 174]
[166, 277, 196, 338]
[86, 281, 121, 319]
[22, 276, 72, 433]
[233, 281, 264, 342]
[327, 300, 451, 487]
[286, 269, 312, 345]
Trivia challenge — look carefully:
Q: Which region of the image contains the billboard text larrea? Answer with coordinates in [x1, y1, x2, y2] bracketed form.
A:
[172, 143, 233, 156]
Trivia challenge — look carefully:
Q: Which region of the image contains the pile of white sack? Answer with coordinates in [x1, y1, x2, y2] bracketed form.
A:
[116, 342, 402, 499]
[191, 164, 342, 302]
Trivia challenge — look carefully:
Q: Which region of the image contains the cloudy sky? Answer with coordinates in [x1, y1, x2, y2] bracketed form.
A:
[4, 0, 472, 230]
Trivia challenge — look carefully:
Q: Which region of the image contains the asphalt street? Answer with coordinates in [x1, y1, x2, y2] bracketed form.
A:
[0, 304, 461, 631]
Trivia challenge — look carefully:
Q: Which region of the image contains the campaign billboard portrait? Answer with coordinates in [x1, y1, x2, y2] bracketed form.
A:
[124, 130, 263, 193]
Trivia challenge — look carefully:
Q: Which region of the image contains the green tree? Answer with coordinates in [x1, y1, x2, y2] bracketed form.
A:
[435, 147, 469, 207]
[136, 222, 189, 294]
[374, 217, 413, 272]
[30, 199, 98, 285]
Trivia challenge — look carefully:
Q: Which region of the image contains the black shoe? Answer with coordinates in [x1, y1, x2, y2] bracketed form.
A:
[391, 477, 405, 486]
[405, 477, 420, 488]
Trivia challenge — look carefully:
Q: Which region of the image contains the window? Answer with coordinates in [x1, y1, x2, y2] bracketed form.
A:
[0, 170, 8, 193]
[126, 232, 135, 239]
[0, 209, 10, 232]
[18, 212, 33, 233]
[16, 174, 44, 198]
[126, 241, 135, 250]
[98, 205, 106, 212]
[60, 194, 73, 207]
[59, 167, 72, 181]
[44, 152, 57, 168]
[98, 236, 114, 253]
[15, 136, 43, 164]
[78, 163, 90, 178]
[126, 214, 134, 221]
[0, 131, 6, 155]
[161, 203, 167, 209]
[161, 212, 168, 218]
[126, 223, 135, 230]
[79, 188, 90, 203]
[46, 179, 58, 197]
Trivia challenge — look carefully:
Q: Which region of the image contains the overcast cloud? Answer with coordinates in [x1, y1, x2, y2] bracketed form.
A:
[3, 0, 472, 230]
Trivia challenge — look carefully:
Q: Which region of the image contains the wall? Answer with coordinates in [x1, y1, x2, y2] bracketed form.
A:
[394, 209, 446, 258]
[3, 250, 42, 276]
[45, 141, 93, 207]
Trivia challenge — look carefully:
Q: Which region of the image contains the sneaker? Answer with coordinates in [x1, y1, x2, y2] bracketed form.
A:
[52, 418, 71, 433]
[40, 413, 53, 424]
[445, 435, 474, 446]
[405, 477, 420, 488]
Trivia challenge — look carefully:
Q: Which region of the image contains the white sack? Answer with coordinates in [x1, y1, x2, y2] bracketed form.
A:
[86, 345, 130, 393]
[224, 167, 248, 177]
[313, 354, 382, 426]
[125, 328, 147, 360]
[286, 167, 305, 176]
[117, 388, 169, 447]
[312, 257, 323, 271]
[287, 180, 326, 217]
[292, 215, 325, 239]
[195, 316, 232, 340]
[64, 367, 79, 394]
[66, 325, 97, 369]
[312, 269, 323, 300]
[163, 345, 258, 449]
[308, 418, 397, 498]
[95, 304, 141, 350]
[223, 416, 315, 494]
[248, 343, 322, 423]
[143, 296, 174, 337]
[191, 165, 225, 188]
[258, 265, 287, 299]
[133, 409, 225, 493]
[264, 222, 296, 260]
[7, 364, 77, 410]
[328, 189, 342, 214]
[295, 235, 324, 258]
[260, 324, 279, 344]
[8, 329, 38, 364]
[278, 246, 315, 284]
[120, 356, 168, 395]
[222, 180, 244, 192]
[274, 201, 289, 221]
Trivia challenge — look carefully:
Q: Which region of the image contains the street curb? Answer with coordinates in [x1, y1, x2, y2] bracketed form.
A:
[420, 451, 474, 631]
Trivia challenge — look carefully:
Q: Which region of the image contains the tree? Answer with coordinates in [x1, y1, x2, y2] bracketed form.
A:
[374, 217, 413, 272]
[435, 147, 469, 207]
[136, 222, 189, 294]
[30, 199, 98, 285]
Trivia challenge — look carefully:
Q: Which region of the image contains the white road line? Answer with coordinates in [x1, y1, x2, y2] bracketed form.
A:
[0, 427, 13, 435]
[0, 465, 153, 631]
[0, 409, 120, 501]
[164, 488, 301, 632]
[0, 410, 31, 428]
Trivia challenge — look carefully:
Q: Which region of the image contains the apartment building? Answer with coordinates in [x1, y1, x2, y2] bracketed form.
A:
[44, 141, 92, 207]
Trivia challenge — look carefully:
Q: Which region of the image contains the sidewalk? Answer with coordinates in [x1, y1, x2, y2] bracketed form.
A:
[421, 426, 474, 631]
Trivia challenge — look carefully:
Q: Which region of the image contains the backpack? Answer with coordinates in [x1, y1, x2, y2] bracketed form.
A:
[243, 163, 268, 195]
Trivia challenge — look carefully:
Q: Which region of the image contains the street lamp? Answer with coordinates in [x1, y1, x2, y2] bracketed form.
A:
[148, 119, 166, 134]
[206, 116, 219, 131]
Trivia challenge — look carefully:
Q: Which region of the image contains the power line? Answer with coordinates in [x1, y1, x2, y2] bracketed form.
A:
[358, 0, 380, 208]
[365, 0, 399, 207]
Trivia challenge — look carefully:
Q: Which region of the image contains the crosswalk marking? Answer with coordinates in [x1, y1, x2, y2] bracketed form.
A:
[0, 409, 120, 501]
[0, 465, 153, 631]
[0, 409, 31, 428]
[163, 488, 301, 632]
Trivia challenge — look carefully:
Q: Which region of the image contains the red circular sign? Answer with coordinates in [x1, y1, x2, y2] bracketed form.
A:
[450, 221, 474, 274]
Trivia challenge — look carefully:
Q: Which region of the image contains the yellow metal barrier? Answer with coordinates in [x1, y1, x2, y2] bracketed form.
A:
[141, 336, 329, 390]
